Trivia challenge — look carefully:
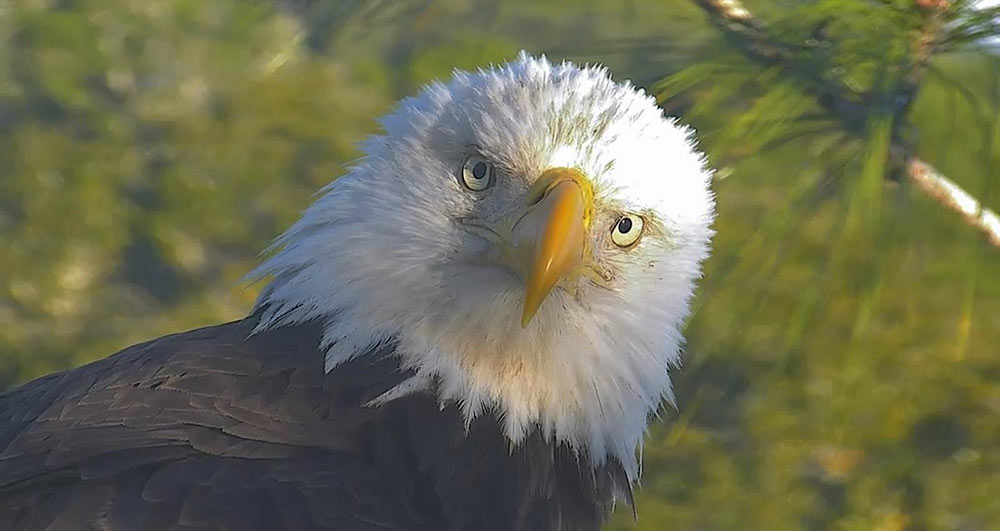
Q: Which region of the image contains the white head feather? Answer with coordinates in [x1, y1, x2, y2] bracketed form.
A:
[249, 52, 715, 481]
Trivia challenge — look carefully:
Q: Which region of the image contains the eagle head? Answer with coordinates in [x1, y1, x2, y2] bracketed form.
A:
[251, 52, 715, 480]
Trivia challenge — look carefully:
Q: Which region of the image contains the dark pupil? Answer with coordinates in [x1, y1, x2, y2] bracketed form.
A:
[617, 217, 633, 233]
[472, 162, 488, 180]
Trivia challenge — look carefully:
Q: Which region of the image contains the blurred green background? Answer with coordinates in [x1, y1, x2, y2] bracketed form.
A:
[1, 1, 998, 529]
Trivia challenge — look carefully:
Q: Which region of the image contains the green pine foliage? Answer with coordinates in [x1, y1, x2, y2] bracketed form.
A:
[1, 1, 998, 529]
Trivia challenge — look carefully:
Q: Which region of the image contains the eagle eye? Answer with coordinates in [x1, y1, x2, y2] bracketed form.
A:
[611, 215, 644, 248]
[461, 155, 496, 192]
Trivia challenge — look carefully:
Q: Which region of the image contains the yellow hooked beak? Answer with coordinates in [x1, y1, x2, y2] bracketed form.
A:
[512, 167, 594, 327]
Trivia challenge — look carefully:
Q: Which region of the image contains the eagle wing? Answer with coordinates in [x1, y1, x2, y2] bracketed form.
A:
[0, 320, 419, 531]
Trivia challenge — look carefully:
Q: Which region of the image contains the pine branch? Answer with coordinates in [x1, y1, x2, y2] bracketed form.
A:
[692, 0, 869, 131]
[695, 0, 1000, 249]
[894, 4, 945, 126]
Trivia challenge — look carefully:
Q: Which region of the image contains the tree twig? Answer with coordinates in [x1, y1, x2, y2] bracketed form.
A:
[694, 0, 1000, 248]
[907, 158, 1000, 247]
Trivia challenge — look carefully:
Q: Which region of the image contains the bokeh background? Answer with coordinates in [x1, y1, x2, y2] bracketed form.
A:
[2, 1, 999, 529]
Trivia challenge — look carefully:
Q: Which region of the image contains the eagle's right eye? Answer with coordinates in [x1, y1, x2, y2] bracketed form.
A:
[611, 214, 644, 248]
[461, 155, 496, 192]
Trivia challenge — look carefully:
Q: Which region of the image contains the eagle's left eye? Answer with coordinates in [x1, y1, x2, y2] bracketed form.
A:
[461, 155, 496, 192]
[611, 215, 644, 248]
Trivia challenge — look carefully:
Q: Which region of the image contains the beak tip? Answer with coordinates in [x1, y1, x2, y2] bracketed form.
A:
[520, 308, 535, 328]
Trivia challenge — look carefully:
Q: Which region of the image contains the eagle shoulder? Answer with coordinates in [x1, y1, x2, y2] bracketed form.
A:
[0, 319, 420, 531]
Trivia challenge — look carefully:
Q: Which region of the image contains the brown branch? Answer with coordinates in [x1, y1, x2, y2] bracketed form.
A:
[695, 0, 1000, 249]
[894, 4, 947, 134]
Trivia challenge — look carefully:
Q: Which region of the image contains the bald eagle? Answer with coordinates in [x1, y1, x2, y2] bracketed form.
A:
[0, 53, 714, 531]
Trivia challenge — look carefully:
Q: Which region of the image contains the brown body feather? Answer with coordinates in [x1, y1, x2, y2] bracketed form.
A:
[0, 317, 628, 531]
